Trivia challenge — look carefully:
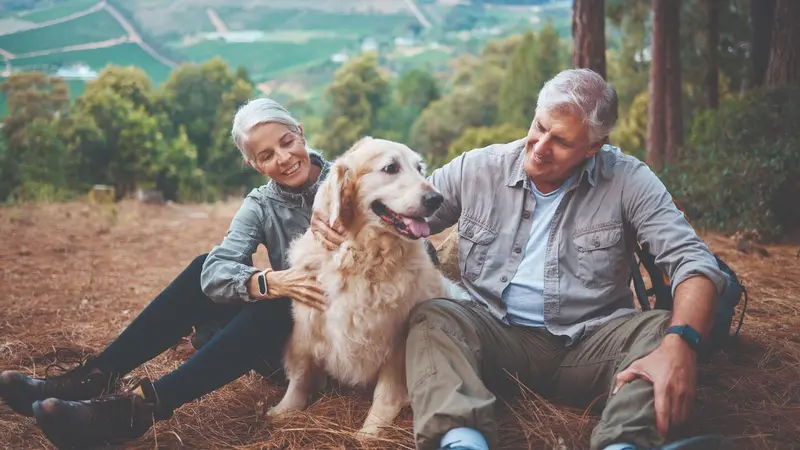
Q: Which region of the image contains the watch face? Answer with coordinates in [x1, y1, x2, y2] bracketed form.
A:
[258, 273, 267, 295]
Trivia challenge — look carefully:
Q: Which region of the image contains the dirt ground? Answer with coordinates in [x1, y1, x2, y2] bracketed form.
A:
[0, 199, 798, 449]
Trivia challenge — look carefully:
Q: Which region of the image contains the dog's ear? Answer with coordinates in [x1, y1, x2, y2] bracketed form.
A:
[328, 163, 357, 230]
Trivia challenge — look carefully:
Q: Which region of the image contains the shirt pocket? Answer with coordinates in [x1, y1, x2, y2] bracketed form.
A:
[573, 223, 625, 289]
[458, 218, 498, 282]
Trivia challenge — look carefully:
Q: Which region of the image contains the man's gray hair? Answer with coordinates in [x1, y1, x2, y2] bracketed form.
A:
[231, 97, 302, 160]
[535, 68, 619, 145]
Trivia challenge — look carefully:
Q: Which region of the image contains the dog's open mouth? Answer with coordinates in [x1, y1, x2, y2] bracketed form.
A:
[371, 201, 431, 240]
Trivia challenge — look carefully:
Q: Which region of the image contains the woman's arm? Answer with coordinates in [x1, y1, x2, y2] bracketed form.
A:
[201, 196, 326, 310]
[200, 196, 265, 304]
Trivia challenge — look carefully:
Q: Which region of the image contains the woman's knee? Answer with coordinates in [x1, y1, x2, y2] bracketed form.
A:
[188, 253, 209, 274]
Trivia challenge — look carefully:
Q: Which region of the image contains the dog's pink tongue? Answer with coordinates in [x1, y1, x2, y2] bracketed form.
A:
[402, 217, 431, 238]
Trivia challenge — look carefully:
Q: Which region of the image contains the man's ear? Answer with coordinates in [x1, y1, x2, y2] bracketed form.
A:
[587, 137, 607, 158]
[327, 163, 357, 229]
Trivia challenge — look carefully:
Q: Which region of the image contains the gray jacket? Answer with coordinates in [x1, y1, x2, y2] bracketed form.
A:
[200, 151, 332, 304]
[426, 139, 726, 345]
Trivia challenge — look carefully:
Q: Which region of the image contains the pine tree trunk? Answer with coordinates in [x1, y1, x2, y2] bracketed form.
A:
[706, 0, 719, 108]
[646, 0, 667, 171]
[765, 0, 800, 88]
[665, 0, 683, 164]
[751, 0, 776, 88]
[572, 0, 606, 78]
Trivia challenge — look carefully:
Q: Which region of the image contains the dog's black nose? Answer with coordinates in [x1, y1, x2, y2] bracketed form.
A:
[421, 191, 444, 211]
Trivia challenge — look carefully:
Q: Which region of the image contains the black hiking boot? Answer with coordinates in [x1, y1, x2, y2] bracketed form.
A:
[0, 349, 119, 417]
[32, 377, 171, 449]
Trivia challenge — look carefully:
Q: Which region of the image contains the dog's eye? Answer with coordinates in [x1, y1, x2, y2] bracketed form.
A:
[382, 163, 399, 174]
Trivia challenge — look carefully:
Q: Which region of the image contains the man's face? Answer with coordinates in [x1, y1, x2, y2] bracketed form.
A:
[523, 109, 602, 193]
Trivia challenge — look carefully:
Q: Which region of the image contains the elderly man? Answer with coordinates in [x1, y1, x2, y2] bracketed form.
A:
[313, 68, 727, 450]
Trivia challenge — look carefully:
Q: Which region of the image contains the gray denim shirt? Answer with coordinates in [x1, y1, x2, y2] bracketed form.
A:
[200, 151, 332, 304]
[427, 139, 726, 345]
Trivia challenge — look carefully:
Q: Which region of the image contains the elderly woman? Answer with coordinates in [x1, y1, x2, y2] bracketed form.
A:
[0, 98, 338, 448]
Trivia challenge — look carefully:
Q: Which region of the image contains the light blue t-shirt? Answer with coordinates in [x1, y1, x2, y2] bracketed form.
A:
[501, 173, 576, 327]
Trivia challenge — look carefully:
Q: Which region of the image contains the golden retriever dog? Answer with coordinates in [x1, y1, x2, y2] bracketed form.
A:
[267, 137, 469, 437]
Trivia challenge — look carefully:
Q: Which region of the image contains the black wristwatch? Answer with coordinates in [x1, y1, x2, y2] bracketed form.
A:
[665, 324, 702, 351]
[256, 270, 269, 297]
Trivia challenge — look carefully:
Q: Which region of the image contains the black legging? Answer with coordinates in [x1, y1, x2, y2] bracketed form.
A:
[90, 254, 292, 413]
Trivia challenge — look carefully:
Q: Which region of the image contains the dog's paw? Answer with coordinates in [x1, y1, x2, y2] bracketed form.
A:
[355, 424, 384, 440]
[266, 404, 302, 421]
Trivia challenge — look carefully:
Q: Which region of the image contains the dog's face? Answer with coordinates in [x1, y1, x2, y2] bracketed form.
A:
[325, 137, 443, 240]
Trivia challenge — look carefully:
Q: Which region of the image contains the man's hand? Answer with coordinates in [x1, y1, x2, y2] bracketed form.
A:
[613, 334, 697, 439]
[310, 210, 346, 251]
[248, 267, 327, 311]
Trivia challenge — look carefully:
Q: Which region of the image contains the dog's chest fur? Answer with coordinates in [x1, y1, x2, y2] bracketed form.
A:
[290, 232, 449, 387]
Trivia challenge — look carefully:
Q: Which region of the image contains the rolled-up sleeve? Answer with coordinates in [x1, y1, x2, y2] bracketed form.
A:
[622, 162, 727, 297]
[426, 153, 465, 235]
[201, 196, 265, 304]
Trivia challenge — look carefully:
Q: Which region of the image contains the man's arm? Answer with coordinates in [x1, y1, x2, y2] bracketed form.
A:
[622, 162, 725, 338]
[425, 152, 466, 235]
[616, 161, 726, 437]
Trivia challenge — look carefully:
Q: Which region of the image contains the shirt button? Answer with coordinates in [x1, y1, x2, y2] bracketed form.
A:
[466, 230, 474, 238]
[522, 211, 531, 219]
[501, 275, 508, 282]
[514, 247, 522, 253]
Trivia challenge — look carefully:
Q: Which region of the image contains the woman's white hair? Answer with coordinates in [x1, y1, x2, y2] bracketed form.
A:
[230, 97, 302, 160]
[535, 68, 619, 145]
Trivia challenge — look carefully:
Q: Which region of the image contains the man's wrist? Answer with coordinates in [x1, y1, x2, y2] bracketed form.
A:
[663, 325, 701, 355]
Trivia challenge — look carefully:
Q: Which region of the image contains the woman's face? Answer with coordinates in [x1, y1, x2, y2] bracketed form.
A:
[243, 122, 313, 188]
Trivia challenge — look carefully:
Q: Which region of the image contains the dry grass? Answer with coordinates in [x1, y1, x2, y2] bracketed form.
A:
[1, 199, 799, 449]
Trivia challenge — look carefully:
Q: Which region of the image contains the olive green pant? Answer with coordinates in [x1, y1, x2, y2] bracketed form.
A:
[406, 298, 672, 450]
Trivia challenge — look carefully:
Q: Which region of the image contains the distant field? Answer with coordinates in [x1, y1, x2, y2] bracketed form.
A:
[391, 48, 452, 70]
[183, 38, 355, 79]
[16, 0, 98, 23]
[11, 43, 173, 84]
[128, 0, 413, 15]
[216, 8, 416, 36]
[0, 10, 126, 55]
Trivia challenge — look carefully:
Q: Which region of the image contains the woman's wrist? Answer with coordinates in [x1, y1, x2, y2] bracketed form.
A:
[247, 269, 273, 300]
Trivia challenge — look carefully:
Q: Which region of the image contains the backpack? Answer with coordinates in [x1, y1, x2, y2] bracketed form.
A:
[629, 199, 748, 361]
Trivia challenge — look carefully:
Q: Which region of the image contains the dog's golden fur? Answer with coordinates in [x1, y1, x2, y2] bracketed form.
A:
[267, 137, 469, 437]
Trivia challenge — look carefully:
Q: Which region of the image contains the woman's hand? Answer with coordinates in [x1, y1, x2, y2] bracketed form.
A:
[248, 268, 326, 311]
[310, 210, 346, 251]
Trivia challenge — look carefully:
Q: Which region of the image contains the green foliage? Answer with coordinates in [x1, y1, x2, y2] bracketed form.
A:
[314, 53, 390, 156]
[498, 30, 540, 128]
[0, 72, 70, 200]
[4, 118, 72, 203]
[659, 87, 800, 241]
[396, 69, 440, 112]
[447, 123, 527, 161]
[609, 90, 648, 159]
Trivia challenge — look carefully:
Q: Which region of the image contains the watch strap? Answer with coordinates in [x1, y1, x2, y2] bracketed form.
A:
[665, 324, 702, 351]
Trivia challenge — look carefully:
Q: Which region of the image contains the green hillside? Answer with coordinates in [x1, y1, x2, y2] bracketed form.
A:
[0, 0, 573, 119]
[216, 8, 417, 36]
[0, 9, 126, 55]
[12, 43, 172, 83]
[15, 0, 97, 23]
[183, 38, 355, 80]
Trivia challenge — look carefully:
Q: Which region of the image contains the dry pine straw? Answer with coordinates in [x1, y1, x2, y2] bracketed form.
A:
[0, 200, 799, 450]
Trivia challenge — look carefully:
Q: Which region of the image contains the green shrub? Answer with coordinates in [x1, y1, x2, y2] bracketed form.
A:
[659, 86, 800, 242]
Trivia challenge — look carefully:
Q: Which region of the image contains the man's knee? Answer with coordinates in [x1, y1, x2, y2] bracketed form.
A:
[409, 298, 467, 330]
